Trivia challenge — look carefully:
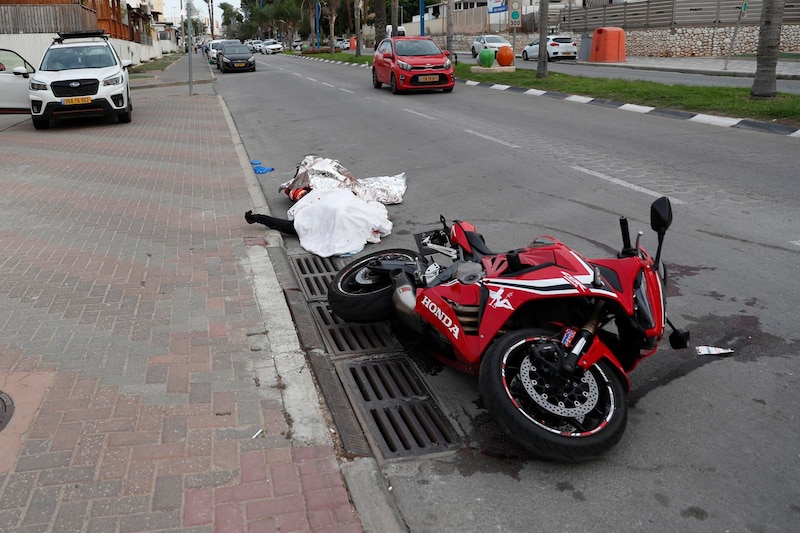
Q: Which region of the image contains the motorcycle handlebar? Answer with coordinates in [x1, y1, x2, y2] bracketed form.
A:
[619, 217, 636, 257]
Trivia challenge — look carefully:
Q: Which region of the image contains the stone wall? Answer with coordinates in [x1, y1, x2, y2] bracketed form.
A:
[431, 25, 800, 58]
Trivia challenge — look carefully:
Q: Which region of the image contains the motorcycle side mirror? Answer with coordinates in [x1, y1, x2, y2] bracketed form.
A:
[669, 328, 690, 350]
[650, 196, 673, 235]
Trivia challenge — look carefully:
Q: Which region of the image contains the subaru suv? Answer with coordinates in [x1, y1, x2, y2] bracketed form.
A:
[28, 30, 132, 129]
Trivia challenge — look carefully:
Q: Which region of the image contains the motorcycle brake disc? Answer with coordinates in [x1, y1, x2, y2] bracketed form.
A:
[519, 356, 599, 417]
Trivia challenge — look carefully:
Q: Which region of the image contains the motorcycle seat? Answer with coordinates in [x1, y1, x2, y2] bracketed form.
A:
[465, 231, 495, 258]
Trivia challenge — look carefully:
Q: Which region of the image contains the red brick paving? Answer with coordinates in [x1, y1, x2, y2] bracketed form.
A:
[0, 74, 362, 531]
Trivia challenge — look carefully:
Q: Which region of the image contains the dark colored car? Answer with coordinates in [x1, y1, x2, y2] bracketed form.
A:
[372, 37, 455, 94]
[218, 44, 256, 73]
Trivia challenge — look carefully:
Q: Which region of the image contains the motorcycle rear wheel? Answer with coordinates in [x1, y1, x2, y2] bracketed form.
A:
[327, 249, 419, 323]
[479, 328, 628, 462]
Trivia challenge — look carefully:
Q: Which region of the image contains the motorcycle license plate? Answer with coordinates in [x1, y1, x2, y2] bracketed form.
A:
[63, 97, 92, 105]
[418, 75, 438, 83]
[234, 62, 245, 67]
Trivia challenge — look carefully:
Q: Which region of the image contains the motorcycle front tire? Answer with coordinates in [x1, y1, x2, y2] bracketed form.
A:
[479, 328, 628, 462]
[327, 248, 419, 323]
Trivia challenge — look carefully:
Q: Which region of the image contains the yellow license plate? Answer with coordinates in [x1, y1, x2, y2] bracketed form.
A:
[418, 75, 438, 83]
[234, 63, 245, 67]
[63, 97, 92, 105]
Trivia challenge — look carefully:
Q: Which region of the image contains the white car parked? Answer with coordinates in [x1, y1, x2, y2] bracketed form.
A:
[28, 30, 132, 129]
[522, 35, 578, 62]
[261, 39, 284, 54]
[470, 35, 512, 58]
[0, 48, 36, 114]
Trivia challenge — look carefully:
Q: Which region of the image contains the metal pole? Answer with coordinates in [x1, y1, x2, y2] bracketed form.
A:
[420, 0, 424, 36]
[187, 2, 194, 95]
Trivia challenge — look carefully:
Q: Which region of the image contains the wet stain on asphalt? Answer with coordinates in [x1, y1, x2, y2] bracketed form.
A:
[665, 263, 712, 297]
[680, 506, 708, 520]
[629, 313, 794, 406]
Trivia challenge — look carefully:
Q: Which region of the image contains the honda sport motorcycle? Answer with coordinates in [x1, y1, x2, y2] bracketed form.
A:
[327, 197, 689, 461]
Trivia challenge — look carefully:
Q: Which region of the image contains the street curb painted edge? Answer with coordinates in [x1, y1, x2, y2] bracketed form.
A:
[289, 54, 800, 138]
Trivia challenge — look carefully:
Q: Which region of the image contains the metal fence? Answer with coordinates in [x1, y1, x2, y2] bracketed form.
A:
[559, 0, 800, 32]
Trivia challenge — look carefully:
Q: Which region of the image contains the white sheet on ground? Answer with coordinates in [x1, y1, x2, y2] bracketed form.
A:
[287, 189, 393, 257]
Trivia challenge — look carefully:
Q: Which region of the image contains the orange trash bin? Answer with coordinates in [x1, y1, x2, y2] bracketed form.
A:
[589, 27, 626, 62]
[349, 36, 357, 50]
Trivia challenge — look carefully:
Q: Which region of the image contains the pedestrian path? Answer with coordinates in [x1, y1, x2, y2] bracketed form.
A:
[0, 51, 367, 532]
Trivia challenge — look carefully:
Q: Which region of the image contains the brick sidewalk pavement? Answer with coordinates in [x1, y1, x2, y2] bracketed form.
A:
[0, 78, 362, 532]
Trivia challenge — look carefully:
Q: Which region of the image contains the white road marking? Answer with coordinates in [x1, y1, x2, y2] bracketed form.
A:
[572, 165, 686, 204]
[465, 129, 521, 148]
[566, 95, 593, 104]
[404, 109, 435, 120]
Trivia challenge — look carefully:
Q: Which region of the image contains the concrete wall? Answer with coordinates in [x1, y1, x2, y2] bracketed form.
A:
[420, 24, 800, 57]
[0, 33, 165, 68]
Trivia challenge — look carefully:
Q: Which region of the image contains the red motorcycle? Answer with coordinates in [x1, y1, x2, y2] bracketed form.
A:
[328, 197, 689, 461]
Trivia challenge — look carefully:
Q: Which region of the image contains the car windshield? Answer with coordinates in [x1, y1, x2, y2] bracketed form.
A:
[41, 46, 115, 71]
[394, 40, 442, 56]
[485, 36, 507, 44]
[223, 45, 250, 54]
[552, 37, 573, 44]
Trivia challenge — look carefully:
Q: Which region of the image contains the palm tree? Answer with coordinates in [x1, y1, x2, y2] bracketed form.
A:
[751, 0, 786, 98]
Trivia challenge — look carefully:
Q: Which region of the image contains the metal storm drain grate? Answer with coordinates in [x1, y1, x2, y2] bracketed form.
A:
[0, 391, 14, 433]
[310, 302, 401, 356]
[290, 254, 344, 301]
[340, 357, 462, 460]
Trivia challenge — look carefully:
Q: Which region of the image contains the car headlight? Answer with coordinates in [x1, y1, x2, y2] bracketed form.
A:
[222, 56, 230, 63]
[248, 56, 255, 62]
[103, 73, 125, 86]
[30, 79, 48, 91]
[443, 59, 452, 69]
[397, 60, 412, 71]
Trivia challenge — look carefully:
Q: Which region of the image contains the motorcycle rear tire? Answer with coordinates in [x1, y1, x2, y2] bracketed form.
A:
[479, 328, 628, 462]
[327, 249, 419, 323]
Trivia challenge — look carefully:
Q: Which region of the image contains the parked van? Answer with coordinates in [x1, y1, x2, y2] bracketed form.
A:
[386, 25, 406, 36]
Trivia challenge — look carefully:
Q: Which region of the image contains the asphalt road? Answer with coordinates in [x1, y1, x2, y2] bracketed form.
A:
[222, 54, 800, 532]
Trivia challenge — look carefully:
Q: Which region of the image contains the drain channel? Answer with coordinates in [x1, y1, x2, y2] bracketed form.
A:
[289, 252, 463, 459]
[0, 391, 14, 433]
[339, 357, 462, 460]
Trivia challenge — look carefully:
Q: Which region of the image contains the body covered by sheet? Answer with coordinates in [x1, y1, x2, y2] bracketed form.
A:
[279, 155, 407, 205]
[287, 189, 393, 257]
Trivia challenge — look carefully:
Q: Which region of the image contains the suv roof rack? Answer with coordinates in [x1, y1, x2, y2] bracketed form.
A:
[54, 30, 108, 43]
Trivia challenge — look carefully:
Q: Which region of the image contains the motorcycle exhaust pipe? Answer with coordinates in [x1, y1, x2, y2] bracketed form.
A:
[391, 269, 424, 333]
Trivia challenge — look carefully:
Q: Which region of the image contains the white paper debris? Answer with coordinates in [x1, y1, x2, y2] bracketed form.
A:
[695, 345, 734, 356]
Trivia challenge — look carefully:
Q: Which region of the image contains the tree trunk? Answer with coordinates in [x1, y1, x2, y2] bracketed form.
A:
[536, 0, 550, 78]
[751, 0, 786, 99]
[375, 0, 387, 48]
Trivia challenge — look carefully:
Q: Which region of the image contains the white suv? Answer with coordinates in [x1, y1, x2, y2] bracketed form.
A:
[28, 30, 132, 129]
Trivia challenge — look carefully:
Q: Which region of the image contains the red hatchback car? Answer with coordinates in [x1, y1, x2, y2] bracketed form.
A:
[372, 36, 455, 94]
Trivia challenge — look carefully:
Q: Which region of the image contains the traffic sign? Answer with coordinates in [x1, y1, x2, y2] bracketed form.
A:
[509, 0, 522, 28]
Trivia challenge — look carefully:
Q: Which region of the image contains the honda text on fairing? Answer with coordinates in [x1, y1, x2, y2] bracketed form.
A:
[328, 197, 689, 462]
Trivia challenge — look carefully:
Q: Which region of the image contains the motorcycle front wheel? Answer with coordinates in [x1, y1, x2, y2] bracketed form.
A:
[479, 328, 628, 462]
[327, 248, 419, 323]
